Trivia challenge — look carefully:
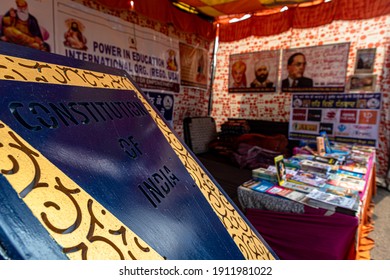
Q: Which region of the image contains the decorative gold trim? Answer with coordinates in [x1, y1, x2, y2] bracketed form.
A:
[0, 121, 164, 260]
[0, 54, 136, 90]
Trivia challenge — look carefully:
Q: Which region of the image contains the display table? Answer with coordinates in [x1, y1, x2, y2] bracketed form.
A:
[238, 157, 376, 260]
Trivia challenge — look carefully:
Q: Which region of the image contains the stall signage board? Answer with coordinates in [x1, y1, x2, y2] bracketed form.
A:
[0, 42, 276, 260]
[289, 93, 382, 147]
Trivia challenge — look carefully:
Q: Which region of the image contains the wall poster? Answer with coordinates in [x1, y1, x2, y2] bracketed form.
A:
[289, 93, 382, 147]
[349, 74, 377, 92]
[281, 43, 350, 93]
[0, 0, 181, 93]
[144, 91, 175, 127]
[354, 48, 376, 74]
[228, 50, 280, 93]
[179, 42, 209, 89]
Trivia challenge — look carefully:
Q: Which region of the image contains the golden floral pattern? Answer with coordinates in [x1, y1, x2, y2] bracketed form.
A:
[0, 54, 136, 90]
[0, 121, 164, 260]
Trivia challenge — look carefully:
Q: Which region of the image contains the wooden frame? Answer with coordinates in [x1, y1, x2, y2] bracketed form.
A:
[349, 74, 377, 92]
[354, 48, 376, 74]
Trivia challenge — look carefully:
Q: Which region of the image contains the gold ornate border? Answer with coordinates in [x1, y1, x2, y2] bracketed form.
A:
[0, 53, 274, 260]
[0, 121, 164, 260]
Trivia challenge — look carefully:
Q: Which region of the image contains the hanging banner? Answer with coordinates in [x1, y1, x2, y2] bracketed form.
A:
[289, 93, 382, 147]
[281, 43, 350, 92]
[179, 42, 209, 89]
[228, 50, 280, 93]
[53, 0, 180, 92]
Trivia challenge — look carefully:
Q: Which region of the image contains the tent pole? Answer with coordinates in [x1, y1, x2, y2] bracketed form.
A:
[208, 24, 219, 116]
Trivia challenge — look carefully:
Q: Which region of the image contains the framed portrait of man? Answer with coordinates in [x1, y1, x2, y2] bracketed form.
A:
[228, 50, 280, 93]
[281, 43, 350, 93]
[354, 48, 376, 74]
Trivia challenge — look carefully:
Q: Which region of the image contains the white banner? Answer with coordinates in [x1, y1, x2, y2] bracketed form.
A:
[289, 93, 382, 147]
[54, 0, 180, 92]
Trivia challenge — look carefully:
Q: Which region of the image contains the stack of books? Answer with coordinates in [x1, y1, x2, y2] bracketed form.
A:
[287, 170, 328, 188]
[304, 188, 360, 215]
[242, 141, 375, 216]
[299, 159, 332, 175]
[326, 173, 366, 192]
[251, 167, 278, 183]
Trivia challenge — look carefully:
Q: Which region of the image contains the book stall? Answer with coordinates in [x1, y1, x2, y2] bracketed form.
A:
[238, 135, 376, 260]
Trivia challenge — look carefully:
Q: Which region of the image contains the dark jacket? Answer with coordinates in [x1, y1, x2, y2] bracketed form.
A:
[282, 77, 313, 88]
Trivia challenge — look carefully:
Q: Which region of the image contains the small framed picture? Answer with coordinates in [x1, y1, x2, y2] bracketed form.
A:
[355, 48, 376, 73]
[349, 75, 377, 92]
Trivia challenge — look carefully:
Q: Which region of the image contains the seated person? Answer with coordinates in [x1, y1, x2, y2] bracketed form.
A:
[1, 0, 50, 51]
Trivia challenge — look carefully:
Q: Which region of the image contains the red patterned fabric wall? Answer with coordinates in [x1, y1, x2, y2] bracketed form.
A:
[212, 16, 390, 178]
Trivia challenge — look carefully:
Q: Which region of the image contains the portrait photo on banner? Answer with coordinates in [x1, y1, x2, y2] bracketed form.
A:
[281, 43, 350, 93]
[228, 50, 280, 93]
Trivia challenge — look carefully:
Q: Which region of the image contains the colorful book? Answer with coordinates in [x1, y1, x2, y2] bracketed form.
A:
[282, 181, 317, 194]
[312, 155, 339, 166]
[326, 174, 366, 192]
[251, 167, 278, 183]
[250, 180, 275, 193]
[319, 131, 332, 154]
[274, 155, 287, 186]
[266, 186, 285, 195]
[306, 189, 359, 211]
[266, 165, 298, 178]
[265, 186, 308, 205]
[336, 169, 364, 179]
[318, 184, 360, 200]
[300, 159, 332, 175]
[339, 161, 368, 175]
[288, 170, 327, 188]
[316, 136, 326, 156]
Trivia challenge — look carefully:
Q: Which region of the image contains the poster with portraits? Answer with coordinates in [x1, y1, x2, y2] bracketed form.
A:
[228, 50, 280, 93]
[281, 43, 350, 92]
[289, 93, 382, 147]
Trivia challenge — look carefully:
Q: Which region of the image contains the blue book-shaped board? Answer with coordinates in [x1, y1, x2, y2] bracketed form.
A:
[0, 42, 276, 260]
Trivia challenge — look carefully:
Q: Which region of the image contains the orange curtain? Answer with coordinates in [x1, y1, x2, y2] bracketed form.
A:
[93, 0, 389, 42]
[219, 0, 390, 42]
[219, 11, 294, 42]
